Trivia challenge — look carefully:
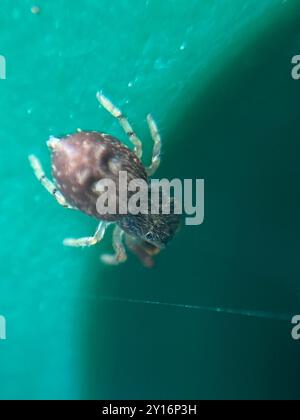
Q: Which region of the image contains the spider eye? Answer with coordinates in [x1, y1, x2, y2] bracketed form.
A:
[145, 232, 154, 242]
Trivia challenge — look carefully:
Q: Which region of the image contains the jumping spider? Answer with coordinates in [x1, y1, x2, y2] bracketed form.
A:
[29, 93, 180, 267]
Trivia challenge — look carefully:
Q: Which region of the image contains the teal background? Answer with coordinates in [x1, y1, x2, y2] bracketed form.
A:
[0, 0, 300, 400]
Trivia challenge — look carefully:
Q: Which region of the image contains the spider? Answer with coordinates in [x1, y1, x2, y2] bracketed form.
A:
[29, 93, 180, 267]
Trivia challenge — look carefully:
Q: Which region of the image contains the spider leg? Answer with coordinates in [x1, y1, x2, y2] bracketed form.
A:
[96, 92, 143, 159]
[146, 114, 161, 176]
[101, 225, 127, 265]
[29, 154, 75, 210]
[63, 221, 107, 248]
[125, 234, 159, 268]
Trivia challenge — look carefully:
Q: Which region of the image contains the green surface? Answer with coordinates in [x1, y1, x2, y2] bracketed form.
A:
[0, 0, 300, 400]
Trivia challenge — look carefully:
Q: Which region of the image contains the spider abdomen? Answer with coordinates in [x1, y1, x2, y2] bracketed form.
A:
[49, 131, 148, 221]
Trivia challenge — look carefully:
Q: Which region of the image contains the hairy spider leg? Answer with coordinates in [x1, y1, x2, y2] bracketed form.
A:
[146, 114, 162, 176]
[96, 92, 143, 160]
[63, 221, 108, 248]
[29, 154, 74, 210]
[101, 225, 128, 265]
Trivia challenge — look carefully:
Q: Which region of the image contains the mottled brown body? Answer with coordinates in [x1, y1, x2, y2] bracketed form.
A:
[29, 93, 181, 267]
[51, 131, 148, 221]
[50, 130, 181, 253]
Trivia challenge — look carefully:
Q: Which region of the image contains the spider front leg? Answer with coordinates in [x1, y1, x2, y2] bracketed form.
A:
[96, 92, 143, 159]
[63, 221, 107, 248]
[101, 225, 127, 265]
[29, 155, 74, 209]
[146, 114, 161, 176]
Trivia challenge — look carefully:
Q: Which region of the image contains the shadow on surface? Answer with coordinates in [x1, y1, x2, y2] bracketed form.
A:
[79, 11, 300, 400]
